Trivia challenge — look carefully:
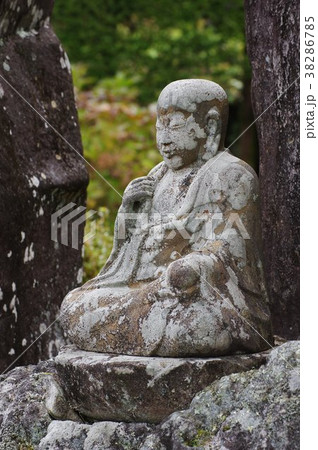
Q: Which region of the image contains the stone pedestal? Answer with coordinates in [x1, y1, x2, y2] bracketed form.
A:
[54, 345, 267, 424]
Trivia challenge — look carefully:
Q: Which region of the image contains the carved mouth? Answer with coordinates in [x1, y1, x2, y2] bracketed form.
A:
[162, 147, 177, 158]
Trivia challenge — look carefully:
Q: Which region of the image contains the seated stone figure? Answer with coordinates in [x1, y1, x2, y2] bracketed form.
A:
[60, 79, 272, 357]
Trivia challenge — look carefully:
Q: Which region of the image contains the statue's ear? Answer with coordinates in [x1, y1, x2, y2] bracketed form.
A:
[203, 107, 222, 159]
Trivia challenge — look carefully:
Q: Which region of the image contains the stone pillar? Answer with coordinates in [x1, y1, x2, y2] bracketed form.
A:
[244, 0, 299, 338]
[0, 0, 88, 372]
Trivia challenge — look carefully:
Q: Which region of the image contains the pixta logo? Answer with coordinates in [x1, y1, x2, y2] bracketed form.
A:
[51, 203, 96, 249]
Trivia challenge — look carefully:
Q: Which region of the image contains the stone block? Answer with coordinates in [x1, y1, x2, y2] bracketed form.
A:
[54, 345, 267, 423]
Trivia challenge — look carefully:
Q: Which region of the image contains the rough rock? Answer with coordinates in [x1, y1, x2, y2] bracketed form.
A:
[39, 420, 153, 450]
[245, 1, 300, 339]
[141, 340, 300, 449]
[0, 0, 88, 371]
[0, 360, 56, 450]
[53, 345, 267, 423]
[0, 342, 299, 449]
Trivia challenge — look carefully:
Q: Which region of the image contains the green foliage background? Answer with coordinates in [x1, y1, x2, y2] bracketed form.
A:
[53, 0, 248, 104]
[52, 0, 256, 279]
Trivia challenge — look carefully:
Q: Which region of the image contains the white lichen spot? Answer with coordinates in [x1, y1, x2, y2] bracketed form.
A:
[29, 5, 43, 29]
[8, 348, 15, 356]
[39, 323, 47, 334]
[22, 338, 27, 347]
[10, 295, 18, 322]
[41, 172, 47, 179]
[16, 29, 26, 38]
[225, 267, 246, 310]
[55, 154, 62, 160]
[9, 129, 12, 135]
[38, 206, 44, 216]
[7, 250, 12, 257]
[43, 17, 50, 29]
[0, 84, 4, 98]
[3, 304, 7, 312]
[118, 315, 125, 325]
[10, 295, 17, 309]
[51, 100, 57, 108]
[239, 326, 250, 341]
[12, 282, 16, 292]
[48, 339, 61, 358]
[32, 190, 37, 198]
[24, 243, 35, 263]
[169, 251, 179, 260]
[30, 175, 40, 187]
[3, 61, 10, 71]
[77, 268, 83, 284]
[141, 303, 167, 348]
[0, 287, 3, 300]
[20, 231, 25, 242]
[59, 53, 71, 73]
[60, 57, 66, 69]
[61, 92, 64, 98]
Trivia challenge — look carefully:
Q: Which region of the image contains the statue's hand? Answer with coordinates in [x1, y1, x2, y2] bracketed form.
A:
[122, 176, 154, 209]
[166, 257, 200, 291]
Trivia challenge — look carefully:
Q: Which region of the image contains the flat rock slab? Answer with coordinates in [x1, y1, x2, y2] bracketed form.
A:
[55, 345, 267, 423]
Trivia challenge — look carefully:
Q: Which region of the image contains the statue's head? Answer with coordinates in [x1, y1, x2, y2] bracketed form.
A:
[156, 79, 228, 170]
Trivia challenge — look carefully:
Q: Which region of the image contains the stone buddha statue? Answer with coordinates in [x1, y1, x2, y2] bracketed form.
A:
[60, 79, 273, 357]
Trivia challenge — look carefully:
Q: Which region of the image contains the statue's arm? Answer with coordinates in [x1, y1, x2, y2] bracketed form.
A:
[104, 162, 165, 268]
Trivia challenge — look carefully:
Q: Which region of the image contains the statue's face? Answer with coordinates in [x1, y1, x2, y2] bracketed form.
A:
[156, 108, 206, 170]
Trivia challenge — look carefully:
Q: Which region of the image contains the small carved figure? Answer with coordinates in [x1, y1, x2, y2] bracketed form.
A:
[60, 79, 272, 356]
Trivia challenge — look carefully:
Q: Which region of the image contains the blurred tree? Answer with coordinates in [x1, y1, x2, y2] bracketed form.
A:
[52, 1, 247, 102]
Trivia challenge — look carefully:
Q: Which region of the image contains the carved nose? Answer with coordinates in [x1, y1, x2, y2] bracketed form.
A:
[159, 130, 171, 145]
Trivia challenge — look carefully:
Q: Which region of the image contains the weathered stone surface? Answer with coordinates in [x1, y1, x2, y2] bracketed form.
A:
[245, 1, 300, 339]
[61, 79, 272, 358]
[0, 0, 88, 371]
[0, 342, 299, 449]
[53, 344, 267, 423]
[39, 420, 153, 450]
[141, 341, 300, 449]
[0, 360, 56, 450]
